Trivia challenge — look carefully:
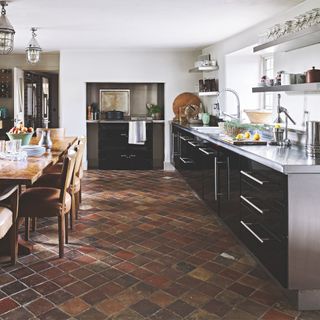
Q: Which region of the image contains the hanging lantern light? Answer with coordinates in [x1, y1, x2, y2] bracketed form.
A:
[0, 1, 15, 55]
[26, 27, 42, 64]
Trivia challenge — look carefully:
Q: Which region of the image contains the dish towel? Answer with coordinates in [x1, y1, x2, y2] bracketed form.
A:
[128, 121, 146, 145]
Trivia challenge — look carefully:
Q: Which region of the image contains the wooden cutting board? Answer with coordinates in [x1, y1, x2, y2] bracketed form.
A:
[172, 92, 201, 119]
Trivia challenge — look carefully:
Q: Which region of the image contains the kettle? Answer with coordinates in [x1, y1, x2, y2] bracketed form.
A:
[306, 67, 320, 83]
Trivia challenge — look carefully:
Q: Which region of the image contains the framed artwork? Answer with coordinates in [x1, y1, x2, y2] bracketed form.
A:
[99, 89, 130, 115]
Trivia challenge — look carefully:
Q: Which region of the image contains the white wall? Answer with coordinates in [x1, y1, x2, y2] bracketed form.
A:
[59, 50, 200, 167]
[202, 0, 320, 129]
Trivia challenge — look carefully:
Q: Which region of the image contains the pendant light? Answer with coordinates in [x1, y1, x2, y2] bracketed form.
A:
[26, 27, 42, 64]
[0, 1, 15, 54]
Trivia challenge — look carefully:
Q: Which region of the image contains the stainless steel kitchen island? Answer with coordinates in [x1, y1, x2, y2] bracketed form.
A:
[172, 121, 320, 310]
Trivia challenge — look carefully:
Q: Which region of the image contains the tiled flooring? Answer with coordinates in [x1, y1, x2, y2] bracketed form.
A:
[0, 170, 320, 319]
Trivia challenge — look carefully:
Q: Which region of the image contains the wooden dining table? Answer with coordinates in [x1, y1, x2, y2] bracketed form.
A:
[0, 136, 77, 186]
[0, 136, 78, 258]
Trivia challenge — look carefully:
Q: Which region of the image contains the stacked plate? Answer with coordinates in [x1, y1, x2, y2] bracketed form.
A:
[21, 145, 46, 157]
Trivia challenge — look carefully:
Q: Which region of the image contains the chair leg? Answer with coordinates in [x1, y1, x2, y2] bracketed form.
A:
[70, 192, 76, 229]
[65, 214, 69, 244]
[79, 185, 82, 203]
[58, 215, 65, 258]
[75, 192, 80, 219]
[10, 223, 18, 265]
[25, 218, 29, 241]
[31, 217, 37, 232]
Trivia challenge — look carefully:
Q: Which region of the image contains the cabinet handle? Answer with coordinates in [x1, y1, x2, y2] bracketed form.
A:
[180, 136, 193, 141]
[129, 154, 136, 158]
[240, 170, 267, 185]
[188, 141, 200, 147]
[180, 157, 194, 164]
[199, 148, 215, 155]
[214, 157, 218, 200]
[240, 195, 265, 215]
[240, 221, 269, 243]
[120, 133, 128, 137]
[227, 157, 230, 200]
[120, 154, 128, 158]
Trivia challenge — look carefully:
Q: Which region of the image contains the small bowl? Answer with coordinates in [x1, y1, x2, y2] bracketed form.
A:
[6, 132, 33, 146]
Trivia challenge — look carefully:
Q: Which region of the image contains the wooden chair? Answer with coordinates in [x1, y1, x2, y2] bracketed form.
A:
[32, 142, 85, 229]
[0, 185, 19, 265]
[19, 152, 76, 258]
[36, 128, 65, 139]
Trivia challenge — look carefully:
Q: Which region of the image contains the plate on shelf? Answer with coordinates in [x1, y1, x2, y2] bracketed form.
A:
[21, 145, 46, 157]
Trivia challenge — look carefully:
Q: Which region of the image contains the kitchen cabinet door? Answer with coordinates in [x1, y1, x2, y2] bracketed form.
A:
[200, 144, 219, 213]
[219, 150, 241, 236]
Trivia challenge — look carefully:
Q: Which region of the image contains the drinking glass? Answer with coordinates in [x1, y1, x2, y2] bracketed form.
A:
[5, 141, 14, 154]
[0, 140, 5, 156]
[13, 139, 22, 154]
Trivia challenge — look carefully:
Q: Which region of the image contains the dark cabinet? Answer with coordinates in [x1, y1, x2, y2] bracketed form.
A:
[240, 158, 288, 287]
[171, 123, 288, 288]
[219, 150, 241, 236]
[99, 123, 153, 170]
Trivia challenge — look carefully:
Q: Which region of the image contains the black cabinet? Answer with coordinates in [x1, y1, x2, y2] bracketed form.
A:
[219, 150, 241, 236]
[199, 144, 219, 213]
[240, 158, 288, 287]
[99, 123, 153, 170]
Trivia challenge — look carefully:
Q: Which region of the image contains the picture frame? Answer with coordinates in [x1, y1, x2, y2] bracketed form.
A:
[99, 89, 130, 115]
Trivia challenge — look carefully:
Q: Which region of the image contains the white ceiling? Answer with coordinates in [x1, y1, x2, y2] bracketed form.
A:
[6, 0, 303, 52]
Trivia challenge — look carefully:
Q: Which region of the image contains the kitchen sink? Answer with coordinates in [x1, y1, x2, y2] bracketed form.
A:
[192, 126, 222, 134]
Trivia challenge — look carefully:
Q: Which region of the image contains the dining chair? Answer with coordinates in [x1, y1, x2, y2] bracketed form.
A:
[19, 152, 76, 258]
[32, 141, 84, 229]
[0, 185, 19, 265]
[36, 127, 66, 139]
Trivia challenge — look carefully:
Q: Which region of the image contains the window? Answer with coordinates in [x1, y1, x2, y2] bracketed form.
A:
[261, 55, 274, 110]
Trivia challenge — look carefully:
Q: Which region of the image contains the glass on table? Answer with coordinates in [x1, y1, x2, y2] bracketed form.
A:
[13, 139, 22, 154]
[0, 140, 5, 156]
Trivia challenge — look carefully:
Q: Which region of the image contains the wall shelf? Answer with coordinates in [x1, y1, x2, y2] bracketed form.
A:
[252, 82, 320, 93]
[189, 65, 219, 73]
[198, 91, 219, 96]
[253, 24, 320, 54]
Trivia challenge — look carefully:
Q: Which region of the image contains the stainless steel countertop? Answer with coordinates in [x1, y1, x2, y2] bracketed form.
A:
[174, 122, 320, 174]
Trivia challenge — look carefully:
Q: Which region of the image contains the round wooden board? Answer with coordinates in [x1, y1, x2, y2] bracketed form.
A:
[172, 92, 201, 118]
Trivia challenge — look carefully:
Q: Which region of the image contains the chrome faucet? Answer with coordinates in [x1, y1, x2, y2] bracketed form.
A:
[214, 88, 241, 121]
[274, 94, 296, 147]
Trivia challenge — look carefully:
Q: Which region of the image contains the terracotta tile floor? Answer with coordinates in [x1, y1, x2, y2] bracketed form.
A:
[0, 170, 320, 319]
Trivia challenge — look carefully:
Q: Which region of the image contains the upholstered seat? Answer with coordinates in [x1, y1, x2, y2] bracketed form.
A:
[19, 188, 71, 218]
[0, 185, 19, 264]
[0, 207, 13, 239]
[19, 153, 76, 258]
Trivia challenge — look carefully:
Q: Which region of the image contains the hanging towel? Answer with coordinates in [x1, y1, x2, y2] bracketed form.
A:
[128, 121, 146, 145]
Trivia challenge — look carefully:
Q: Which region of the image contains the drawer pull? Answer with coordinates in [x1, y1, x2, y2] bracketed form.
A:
[180, 157, 194, 164]
[240, 170, 268, 185]
[188, 141, 200, 147]
[120, 133, 128, 137]
[180, 136, 193, 141]
[240, 221, 269, 243]
[120, 154, 128, 158]
[199, 147, 216, 155]
[129, 154, 136, 158]
[240, 195, 265, 215]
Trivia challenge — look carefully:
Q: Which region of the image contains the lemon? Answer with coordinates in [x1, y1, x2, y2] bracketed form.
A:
[274, 123, 281, 129]
[253, 133, 261, 141]
[244, 131, 251, 139]
[236, 133, 243, 140]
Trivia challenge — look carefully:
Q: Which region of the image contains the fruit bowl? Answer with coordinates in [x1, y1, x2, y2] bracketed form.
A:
[6, 132, 33, 146]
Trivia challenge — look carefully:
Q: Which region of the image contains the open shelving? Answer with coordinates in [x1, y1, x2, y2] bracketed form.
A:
[252, 82, 320, 93]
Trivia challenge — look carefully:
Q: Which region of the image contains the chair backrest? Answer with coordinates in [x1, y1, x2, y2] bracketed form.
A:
[36, 128, 65, 139]
[74, 142, 85, 178]
[59, 150, 76, 206]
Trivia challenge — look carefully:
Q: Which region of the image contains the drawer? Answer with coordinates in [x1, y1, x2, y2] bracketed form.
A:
[240, 220, 287, 287]
[241, 179, 286, 215]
